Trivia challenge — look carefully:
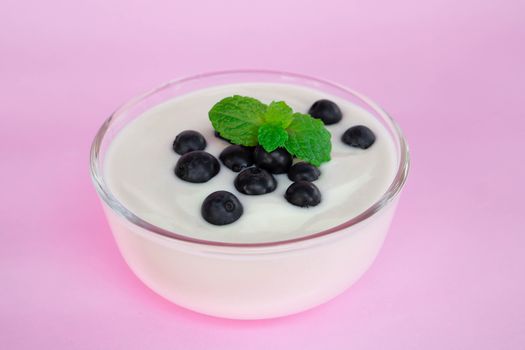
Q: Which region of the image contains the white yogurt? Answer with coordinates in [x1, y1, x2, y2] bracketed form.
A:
[104, 83, 397, 244]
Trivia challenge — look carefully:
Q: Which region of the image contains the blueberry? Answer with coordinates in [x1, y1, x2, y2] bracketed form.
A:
[214, 131, 233, 144]
[219, 145, 254, 172]
[172, 130, 207, 155]
[288, 162, 321, 182]
[342, 125, 376, 149]
[234, 167, 277, 195]
[201, 191, 243, 225]
[308, 99, 342, 125]
[254, 146, 293, 174]
[174, 151, 220, 183]
[285, 181, 322, 207]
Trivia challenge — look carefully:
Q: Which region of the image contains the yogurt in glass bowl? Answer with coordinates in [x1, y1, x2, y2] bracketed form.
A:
[89, 70, 410, 319]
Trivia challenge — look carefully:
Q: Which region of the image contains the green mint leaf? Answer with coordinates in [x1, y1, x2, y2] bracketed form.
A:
[209, 96, 332, 165]
[263, 101, 293, 128]
[258, 124, 289, 152]
[209, 95, 267, 146]
[284, 113, 331, 166]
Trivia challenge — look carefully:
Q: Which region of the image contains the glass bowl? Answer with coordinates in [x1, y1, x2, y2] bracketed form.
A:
[90, 70, 410, 319]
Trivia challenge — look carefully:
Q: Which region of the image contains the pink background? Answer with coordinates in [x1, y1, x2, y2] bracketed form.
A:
[1, 0, 524, 349]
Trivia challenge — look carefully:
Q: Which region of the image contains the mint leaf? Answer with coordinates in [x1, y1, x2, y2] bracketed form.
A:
[209, 95, 267, 146]
[209, 96, 332, 166]
[258, 124, 288, 152]
[264, 101, 293, 128]
[284, 113, 331, 166]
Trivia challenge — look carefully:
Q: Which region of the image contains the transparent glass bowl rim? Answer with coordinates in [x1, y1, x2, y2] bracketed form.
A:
[90, 69, 410, 248]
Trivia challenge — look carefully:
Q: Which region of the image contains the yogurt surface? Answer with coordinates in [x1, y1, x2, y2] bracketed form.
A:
[104, 83, 397, 243]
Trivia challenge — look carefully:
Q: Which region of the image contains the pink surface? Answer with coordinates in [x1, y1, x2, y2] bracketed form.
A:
[1, 0, 524, 348]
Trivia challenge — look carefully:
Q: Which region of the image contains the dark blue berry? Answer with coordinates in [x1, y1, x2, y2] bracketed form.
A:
[342, 125, 376, 149]
[285, 181, 322, 207]
[201, 191, 243, 225]
[173, 130, 207, 155]
[234, 167, 277, 195]
[254, 146, 293, 174]
[308, 99, 342, 125]
[219, 145, 254, 172]
[288, 162, 321, 182]
[174, 151, 220, 183]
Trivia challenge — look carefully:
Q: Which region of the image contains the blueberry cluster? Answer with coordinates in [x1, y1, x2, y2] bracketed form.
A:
[172, 99, 376, 226]
[172, 134, 321, 225]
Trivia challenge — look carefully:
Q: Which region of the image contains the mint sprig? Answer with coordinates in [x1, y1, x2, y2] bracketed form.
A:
[209, 95, 331, 166]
